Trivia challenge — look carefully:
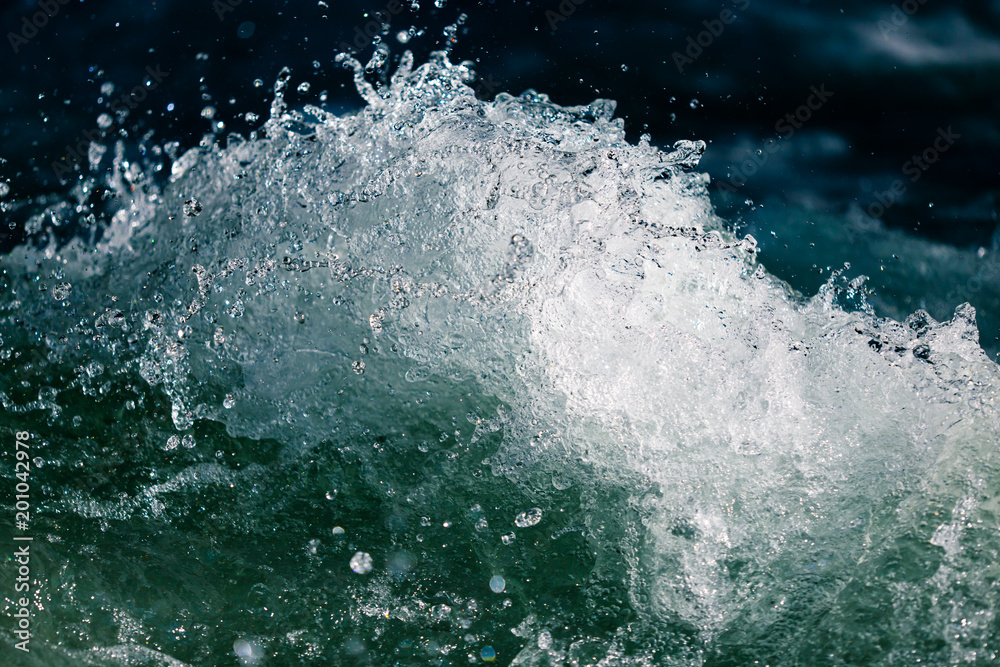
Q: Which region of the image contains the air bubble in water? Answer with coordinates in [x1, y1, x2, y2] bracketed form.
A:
[514, 507, 542, 528]
[52, 283, 72, 301]
[233, 639, 254, 659]
[352, 360, 366, 374]
[297, 82, 311, 93]
[489, 575, 505, 593]
[223, 394, 235, 409]
[0, 183, 9, 197]
[350, 551, 373, 574]
[164, 435, 180, 451]
[332, 526, 345, 536]
[501, 532, 515, 545]
[97, 113, 113, 129]
[690, 98, 701, 109]
[181, 434, 196, 449]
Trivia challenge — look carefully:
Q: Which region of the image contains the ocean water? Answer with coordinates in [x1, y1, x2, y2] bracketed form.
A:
[2, 49, 1000, 666]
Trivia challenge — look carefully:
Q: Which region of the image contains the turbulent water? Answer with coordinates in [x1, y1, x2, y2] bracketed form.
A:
[2, 52, 1000, 666]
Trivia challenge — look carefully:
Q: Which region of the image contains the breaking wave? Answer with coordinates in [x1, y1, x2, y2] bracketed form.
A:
[2, 51, 999, 665]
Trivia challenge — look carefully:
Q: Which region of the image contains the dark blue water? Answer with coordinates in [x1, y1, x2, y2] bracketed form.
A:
[2, 0, 998, 348]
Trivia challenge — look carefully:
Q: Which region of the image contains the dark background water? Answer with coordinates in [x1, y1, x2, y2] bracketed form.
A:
[2, 0, 999, 343]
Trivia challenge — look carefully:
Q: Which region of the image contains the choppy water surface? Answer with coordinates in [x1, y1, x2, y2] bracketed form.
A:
[2, 52, 1000, 666]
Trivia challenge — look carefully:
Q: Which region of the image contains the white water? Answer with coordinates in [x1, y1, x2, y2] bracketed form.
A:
[5, 51, 1000, 665]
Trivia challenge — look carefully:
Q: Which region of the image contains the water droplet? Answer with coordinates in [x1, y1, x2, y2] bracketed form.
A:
[350, 551, 373, 574]
[183, 198, 203, 217]
[514, 507, 542, 528]
[489, 575, 505, 593]
[52, 283, 72, 301]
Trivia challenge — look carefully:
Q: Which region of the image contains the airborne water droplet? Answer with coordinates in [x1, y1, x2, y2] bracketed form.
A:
[183, 198, 203, 217]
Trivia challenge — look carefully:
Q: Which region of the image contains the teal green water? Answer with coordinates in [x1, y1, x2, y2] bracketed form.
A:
[2, 53, 1000, 665]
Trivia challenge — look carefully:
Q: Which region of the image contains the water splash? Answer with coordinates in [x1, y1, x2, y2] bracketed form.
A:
[2, 51, 999, 665]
